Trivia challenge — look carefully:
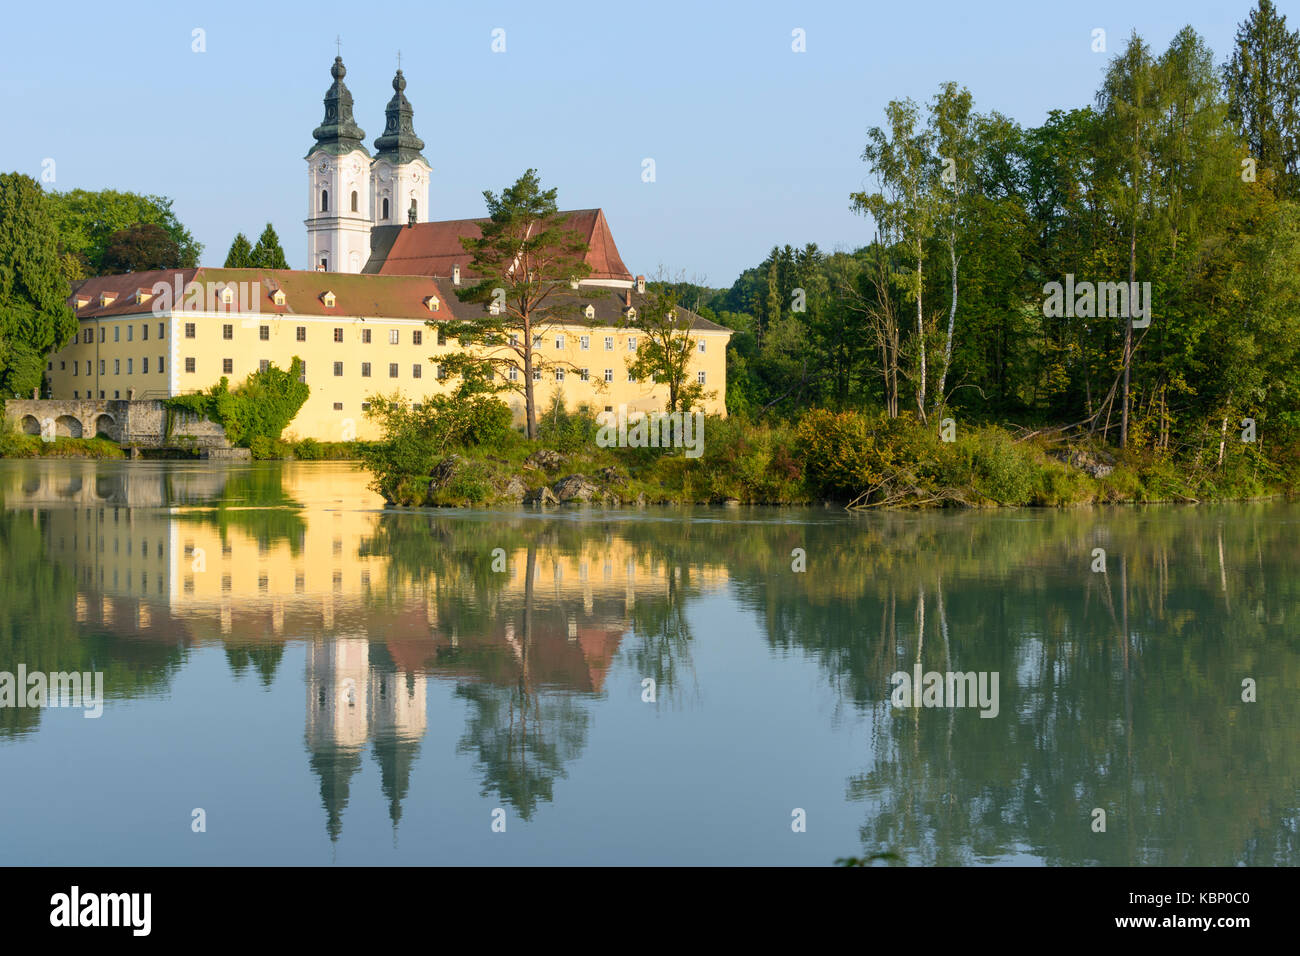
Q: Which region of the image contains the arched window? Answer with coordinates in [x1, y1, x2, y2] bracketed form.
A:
[350, 191, 358, 212]
[321, 189, 328, 212]
[382, 198, 389, 220]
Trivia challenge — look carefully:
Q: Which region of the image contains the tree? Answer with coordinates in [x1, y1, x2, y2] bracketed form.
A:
[1223, 0, 1300, 198]
[439, 169, 595, 440]
[225, 233, 254, 268]
[101, 223, 181, 272]
[251, 223, 289, 270]
[46, 189, 200, 274]
[625, 288, 714, 412]
[852, 99, 938, 419]
[0, 173, 76, 399]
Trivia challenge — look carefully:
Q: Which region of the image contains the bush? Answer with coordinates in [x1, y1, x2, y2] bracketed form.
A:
[293, 437, 323, 460]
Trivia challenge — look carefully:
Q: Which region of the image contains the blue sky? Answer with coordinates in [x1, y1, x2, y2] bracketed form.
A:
[0, 0, 1262, 286]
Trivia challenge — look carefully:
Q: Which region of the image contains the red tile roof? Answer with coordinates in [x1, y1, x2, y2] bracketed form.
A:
[365, 208, 633, 281]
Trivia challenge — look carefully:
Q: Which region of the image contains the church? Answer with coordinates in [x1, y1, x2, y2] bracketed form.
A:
[39, 57, 730, 442]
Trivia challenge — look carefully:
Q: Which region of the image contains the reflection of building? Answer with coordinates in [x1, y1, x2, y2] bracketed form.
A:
[1, 460, 728, 837]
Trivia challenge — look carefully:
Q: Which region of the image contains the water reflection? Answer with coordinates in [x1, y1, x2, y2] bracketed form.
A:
[1, 460, 1297, 865]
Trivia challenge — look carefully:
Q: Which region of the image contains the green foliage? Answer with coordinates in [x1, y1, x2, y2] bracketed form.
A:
[46, 188, 201, 274]
[536, 393, 599, 453]
[101, 223, 181, 272]
[0, 173, 76, 399]
[251, 223, 289, 270]
[224, 233, 253, 268]
[164, 359, 309, 448]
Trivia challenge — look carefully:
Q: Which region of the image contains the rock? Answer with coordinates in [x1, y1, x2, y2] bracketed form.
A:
[429, 455, 461, 490]
[553, 474, 600, 502]
[525, 486, 558, 506]
[525, 449, 566, 471]
[598, 466, 625, 484]
[500, 475, 527, 502]
[1063, 449, 1115, 479]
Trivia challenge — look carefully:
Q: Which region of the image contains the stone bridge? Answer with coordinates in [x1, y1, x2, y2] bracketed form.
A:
[5, 398, 231, 450]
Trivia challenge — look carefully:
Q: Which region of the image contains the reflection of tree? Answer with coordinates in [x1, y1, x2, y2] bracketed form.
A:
[722, 507, 1300, 866]
[225, 642, 286, 687]
[173, 466, 306, 556]
[0, 508, 182, 738]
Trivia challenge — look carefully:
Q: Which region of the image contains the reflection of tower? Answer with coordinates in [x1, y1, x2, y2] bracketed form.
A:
[305, 637, 369, 841]
[368, 644, 426, 829]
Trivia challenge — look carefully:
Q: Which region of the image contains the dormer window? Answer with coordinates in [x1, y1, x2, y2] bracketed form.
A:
[569, 276, 580, 290]
[321, 291, 336, 308]
[135, 289, 153, 305]
[220, 287, 234, 305]
[425, 296, 440, 312]
[272, 290, 286, 306]
[75, 296, 90, 309]
[488, 300, 501, 316]
[583, 304, 595, 320]
[624, 306, 637, 320]
[99, 292, 117, 307]
[452, 264, 461, 286]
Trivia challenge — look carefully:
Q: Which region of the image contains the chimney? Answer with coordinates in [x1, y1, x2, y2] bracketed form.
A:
[635, 275, 645, 294]
[624, 288, 632, 307]
[452, 264, 461, 287]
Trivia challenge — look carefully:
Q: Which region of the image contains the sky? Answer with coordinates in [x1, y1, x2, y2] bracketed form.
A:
[0, 0, 1268, 287]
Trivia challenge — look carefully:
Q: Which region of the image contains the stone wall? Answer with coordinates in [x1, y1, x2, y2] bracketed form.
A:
[4, 399, 231, 450]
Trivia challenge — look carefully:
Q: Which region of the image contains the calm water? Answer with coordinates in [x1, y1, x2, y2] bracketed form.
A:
[0, 458, 1296, 866]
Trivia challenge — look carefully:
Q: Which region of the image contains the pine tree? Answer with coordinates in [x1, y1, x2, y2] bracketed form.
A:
[251, 224, 289, 270]
[224, 233, 253, 268]
[1223, 0, 1300, 197]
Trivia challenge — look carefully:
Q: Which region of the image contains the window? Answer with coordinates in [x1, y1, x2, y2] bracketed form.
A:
[223, 358, 233, 374]
[554, 368, 565, 381]
[508, 333, 519, 347]
[99, 360, 105, 375]
[185, 323, 195, 338]
[259, 325, 269, 341]
[628, 370, 636, 382]
[82, 329, 90, 344]
[435, 364, 446, 380]
[361, 362, 371, 377]
[72, 362, 77, 376]
[699, 340, 706, 353]
[604, 368, 614, 383]
[533, 368, 542, 381]
[628, 336, 637, 351]
[114, 390, 120, 398]
[361, 328, 371, 344]
[412, 364, 422, 379]
[158, 356, 165, 374]
[185, 357, 196, 373]
[142, 324, 149, 341]
[60, 361, 65, 370]
[532, 335, 542, 349]
[223, 324, 233, 340]
[333, 402, 343, 411]
[382, 197, 389, 220]
[333, 361, 343, 376]
[158, 322, 164, 338]
[604, 336, 614, 350]
[127, 358, 133, 374]
[508, 366, 519, 381]
[321, 189, 328, 212]
[114, 326, 120, 342]
[99, 327, 105, 343]
[388, 363, 398, 378]
[580, 335, 590, 350]
[296, 326, 306, 341]
[584, 304, 595, 320]
[127, 326, 133, 341]
[259, 359, 269, 373]
[333, 327, 343, 342]
[698, 371, 707, 384]
[142, 357, 149, 374]
[350, 190, 358, 212]
[361, 402, 371, 412]
[114, 359, 120, 375]
[99, 391, 105, 399]
[412, 330, 422, 345]
[389, 330, 399, 345]
[272, 290, 286, 306]
[579, 368, 590, 382]
[73, 390, 78, 397]
[555, 335, 565, 349]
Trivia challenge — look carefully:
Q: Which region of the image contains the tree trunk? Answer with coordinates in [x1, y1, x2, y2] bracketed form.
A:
[935, 239, 958, 412]
[915, 247, 927, 420]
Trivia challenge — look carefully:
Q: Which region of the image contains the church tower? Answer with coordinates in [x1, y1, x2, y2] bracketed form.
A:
[305, 56, 373, 273]
[370, 68, 430, 230]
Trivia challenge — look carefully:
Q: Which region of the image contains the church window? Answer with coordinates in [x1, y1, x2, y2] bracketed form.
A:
[321, 190, 328, 212]
[350, 191, 358, 212]
[382, 198, 390, 220]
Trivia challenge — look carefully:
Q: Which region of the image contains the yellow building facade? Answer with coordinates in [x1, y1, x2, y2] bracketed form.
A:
[44, 267, 731, 442]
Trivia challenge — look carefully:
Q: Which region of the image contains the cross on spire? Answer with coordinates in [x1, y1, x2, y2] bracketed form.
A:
[336, 35, 341, 56]
[397, 50, 402, 70]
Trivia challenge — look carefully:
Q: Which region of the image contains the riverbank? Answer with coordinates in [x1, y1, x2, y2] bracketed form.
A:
[360, 408, 1293, 509]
